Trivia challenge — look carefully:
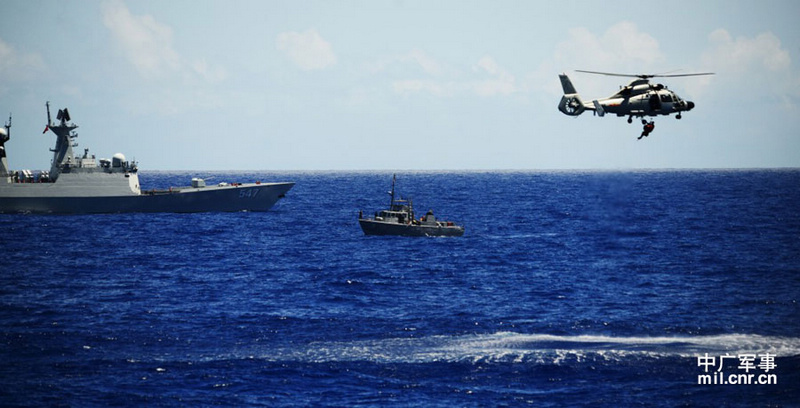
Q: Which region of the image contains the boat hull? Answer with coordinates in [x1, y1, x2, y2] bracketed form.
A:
[0, 182, 294, 214]
[359, 219, 465, 237]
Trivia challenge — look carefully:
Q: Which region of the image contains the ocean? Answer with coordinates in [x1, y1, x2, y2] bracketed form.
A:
[1, 170, 799, 406]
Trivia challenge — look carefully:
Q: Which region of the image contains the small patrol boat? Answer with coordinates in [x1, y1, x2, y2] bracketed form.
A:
[0, 102, 293, 214]
[358, 174, 464, 237]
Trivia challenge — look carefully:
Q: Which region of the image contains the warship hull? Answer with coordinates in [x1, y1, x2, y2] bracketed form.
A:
[0, 182, 294, 214]
[359, 219, 465, 237]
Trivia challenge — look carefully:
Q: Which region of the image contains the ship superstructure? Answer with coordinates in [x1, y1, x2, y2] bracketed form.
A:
[0, 102, 293, 213]
[1, 102, 140, 198]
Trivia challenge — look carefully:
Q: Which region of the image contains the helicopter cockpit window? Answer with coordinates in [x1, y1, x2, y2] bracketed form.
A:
[660, 94, 673, 103]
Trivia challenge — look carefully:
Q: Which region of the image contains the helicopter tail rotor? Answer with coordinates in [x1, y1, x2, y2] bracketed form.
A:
[558, 73, 586, 116]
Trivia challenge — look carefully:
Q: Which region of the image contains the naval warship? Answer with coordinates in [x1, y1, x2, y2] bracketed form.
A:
[0, 102, 293, 214]
[358, 174, 464, 237]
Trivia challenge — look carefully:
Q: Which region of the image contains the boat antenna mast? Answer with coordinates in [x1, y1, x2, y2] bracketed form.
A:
[389, 173, 396, 208]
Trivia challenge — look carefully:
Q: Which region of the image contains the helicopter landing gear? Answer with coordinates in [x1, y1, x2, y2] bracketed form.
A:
[638, 120, 655, 140]
[676, 114, 682, 119]
[627, 116, 633, 124]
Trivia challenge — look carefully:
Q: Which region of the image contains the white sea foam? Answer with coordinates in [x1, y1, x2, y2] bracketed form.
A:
[261, 332, 800, 364]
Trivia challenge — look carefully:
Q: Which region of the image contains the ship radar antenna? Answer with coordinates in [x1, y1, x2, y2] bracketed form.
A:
[56, 108, 70, 125]
[46, 101, 52, 126]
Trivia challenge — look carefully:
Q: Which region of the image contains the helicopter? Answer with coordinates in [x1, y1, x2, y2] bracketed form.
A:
[558, 70, 714, 139]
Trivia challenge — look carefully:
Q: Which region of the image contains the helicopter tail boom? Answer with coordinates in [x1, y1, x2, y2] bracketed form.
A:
[558, 73, 587, 116]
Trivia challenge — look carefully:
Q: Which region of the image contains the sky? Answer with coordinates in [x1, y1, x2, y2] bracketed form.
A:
[1, 0, 799, 170]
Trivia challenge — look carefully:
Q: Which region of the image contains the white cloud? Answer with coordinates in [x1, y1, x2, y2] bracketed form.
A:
[696, 29, 799, 110]
[386, 48, 444, 76]
[393, 79, 454, 97]
[475, 56, 503, 76]
[703, 29, 790, 74]
[276, 29, 337, 71]
[553, 22, 665, 73]
[471, 56, 516, 96]
[401, 49, 443, 76]
[191, 58, 228, 82]
[536, 22, 667, 99]
[391, 54, 517, 98]
[102, 0, 226, 82]
[102, 0, 180, 78]
[366, 49, 445, 78]
[0, 37, 45, 80]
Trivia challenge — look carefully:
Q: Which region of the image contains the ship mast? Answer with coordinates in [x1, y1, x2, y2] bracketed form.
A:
[0, 113, 10, 180]
[44, 101, 79, 180]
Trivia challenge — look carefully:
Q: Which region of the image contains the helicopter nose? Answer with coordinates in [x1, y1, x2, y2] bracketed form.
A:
[686, 101, 695, 111]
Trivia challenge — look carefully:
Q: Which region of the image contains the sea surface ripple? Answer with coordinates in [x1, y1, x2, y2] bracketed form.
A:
[1, 170, 799, 406]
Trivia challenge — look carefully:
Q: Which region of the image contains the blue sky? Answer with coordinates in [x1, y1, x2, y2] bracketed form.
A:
[2, 0, 799, 170]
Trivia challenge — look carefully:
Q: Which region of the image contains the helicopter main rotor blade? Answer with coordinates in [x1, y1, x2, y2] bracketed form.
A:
[651, 72, 715, 78]
[575, 70, 715, 79]
[575, 70, 644, 78]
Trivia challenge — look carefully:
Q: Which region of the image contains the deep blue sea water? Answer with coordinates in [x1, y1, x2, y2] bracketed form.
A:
[1, 170, 799, 407]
